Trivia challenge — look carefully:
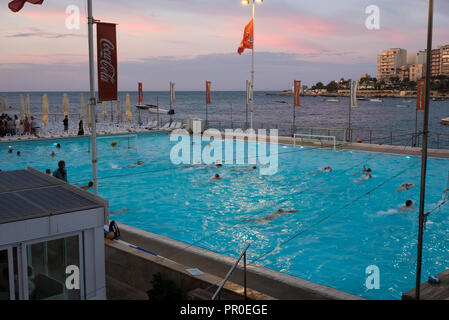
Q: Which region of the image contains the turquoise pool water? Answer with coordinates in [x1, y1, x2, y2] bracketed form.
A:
[1, 132, 448, 300]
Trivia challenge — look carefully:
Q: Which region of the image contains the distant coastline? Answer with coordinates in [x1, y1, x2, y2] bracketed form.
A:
[266, 89, 449, 99]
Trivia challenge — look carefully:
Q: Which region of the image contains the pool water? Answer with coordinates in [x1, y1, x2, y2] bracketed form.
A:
[1, 132, 448, 300]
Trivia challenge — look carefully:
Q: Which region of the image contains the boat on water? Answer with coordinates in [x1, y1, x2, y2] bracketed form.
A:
[325, 98, 339, 102]
[136, 104, 174, 114]
[401, 100, 412, 103]
[433, 97, 446, 101]
[370, 98, 383, 103]
[357, 97, 368, 101]
[441, 117, 449, 125]
[396, 104, 409, 108]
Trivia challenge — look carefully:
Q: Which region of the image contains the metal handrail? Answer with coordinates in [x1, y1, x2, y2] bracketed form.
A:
[211, 242, 250, 300]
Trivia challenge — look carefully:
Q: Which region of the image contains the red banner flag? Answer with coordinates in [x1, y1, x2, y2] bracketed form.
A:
[138, 82, 143, 104]
[97, 23, 118, 102]
[237, 19, 254, 55]
[8, 0, 43, 13]
[294, 80, 301, 107]
[206, 81, 212, 105]
[417, 79, 426, 111]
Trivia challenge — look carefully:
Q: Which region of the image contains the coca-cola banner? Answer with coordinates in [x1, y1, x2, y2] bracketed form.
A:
[97, 22, 118, 101]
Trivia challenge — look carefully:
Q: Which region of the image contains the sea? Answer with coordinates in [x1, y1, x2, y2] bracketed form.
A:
[1, 91, 449, 148]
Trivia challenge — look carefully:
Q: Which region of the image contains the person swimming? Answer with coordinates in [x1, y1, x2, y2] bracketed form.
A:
[56, 143, 61, 149]
[231, 166, 257, 173]
[210, 174, 222, 182]
[399, 200, 414, 212]
[243, 209, 300, 224]
[50, 151, 56, 157]
[7, 148, 12, 154]
[397, 183, 414, 192]
[111, 142, 118, 147]
[16, 151, 20, 156]
[118, 161, 144, 168]
[308, 166, 332, 175]
[80, 181, 93, 191]
[354, 165, 371, 175]
[357, 171, 372, 182]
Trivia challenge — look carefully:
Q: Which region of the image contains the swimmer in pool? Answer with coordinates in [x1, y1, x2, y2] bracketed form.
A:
[397, 183, 414, 193]
[399, 200, 414, 212]
[80, 181, 93, 191]
[210, 174, 222, 182]
[111, 142, 118, 147]
[50, 151, 56, 157]
[308, 166, 332, 175]
[243, 209, 299, 224]
[231, 166, 257, 173]
[56, 144, 61, 149]
[183, 161, 204, 168]
[354, 165, 371, 175]
[118, 161, 144, 168]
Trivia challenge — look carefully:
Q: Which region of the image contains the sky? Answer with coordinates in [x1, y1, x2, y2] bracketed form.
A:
[0, 0, 448, 91]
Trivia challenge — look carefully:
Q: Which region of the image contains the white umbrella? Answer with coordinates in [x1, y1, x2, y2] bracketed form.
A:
[19, 94, 24, 120]
[116, 99, 121, 121]
[62, 93, 69, 118]
[125, 93, 132, 121]
[102, 101, 107, 120]
[80, 93, 85, 120]
[42, 94, 49, 126]
[25, 94, 31, 118]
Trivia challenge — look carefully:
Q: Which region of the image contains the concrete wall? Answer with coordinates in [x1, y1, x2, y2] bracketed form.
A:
[115, 223, 364, 300]
[105, 239, 275, 300]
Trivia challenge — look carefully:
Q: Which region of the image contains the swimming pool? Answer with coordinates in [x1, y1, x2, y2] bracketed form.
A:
[1, 132, 448, 300]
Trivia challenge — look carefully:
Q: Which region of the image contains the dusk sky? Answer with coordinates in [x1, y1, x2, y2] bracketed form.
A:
[1, 0, 449, 91]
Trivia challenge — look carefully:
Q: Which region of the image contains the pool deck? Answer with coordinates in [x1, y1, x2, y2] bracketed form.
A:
[402, 269, 449, 300]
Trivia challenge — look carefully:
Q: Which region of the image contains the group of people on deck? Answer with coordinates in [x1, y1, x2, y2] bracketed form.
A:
[0, 113, 38, 137]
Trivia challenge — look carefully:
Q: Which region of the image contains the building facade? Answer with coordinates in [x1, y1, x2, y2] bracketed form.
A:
[409, 64, 426, 82]
[431, 48, 441, 77]
[377, 48, 407, 81]
[440, 45, 449, 76]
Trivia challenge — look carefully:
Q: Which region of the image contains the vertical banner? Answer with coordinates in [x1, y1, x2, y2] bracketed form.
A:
[246, 80, 252, 105]
[206, 81, 212, 105]
[294, 80, 301, 107]
[97, 22, 118, 101]
[351, 80, 358, 108]
[170, 81, 176, 104]
[138, 82, 143, 104]
[417, 79, 426, 111]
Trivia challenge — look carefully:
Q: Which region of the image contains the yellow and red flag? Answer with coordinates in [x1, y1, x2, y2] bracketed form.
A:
[8, 0, 43, 13]
[238, 19, 254, 55]
[417, 79, 426, 111]
[206, 81, 212, 105]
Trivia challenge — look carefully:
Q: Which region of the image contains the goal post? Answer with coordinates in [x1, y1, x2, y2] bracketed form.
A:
[293, 134, 337, 151]
[96, 134, 138, 149]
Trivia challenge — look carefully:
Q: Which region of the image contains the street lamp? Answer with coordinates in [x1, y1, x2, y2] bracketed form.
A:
[241, 0, 263, 130]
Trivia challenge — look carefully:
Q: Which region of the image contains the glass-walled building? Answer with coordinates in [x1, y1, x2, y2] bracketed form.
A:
[0, 168, 108, 300]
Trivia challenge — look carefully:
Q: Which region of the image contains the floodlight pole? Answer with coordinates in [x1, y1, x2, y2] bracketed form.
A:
[415, 0, 433, 300]
[250, 0, 255, 130]
[88, 0, 98, 195]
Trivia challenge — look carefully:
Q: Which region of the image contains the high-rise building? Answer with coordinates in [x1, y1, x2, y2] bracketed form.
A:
[440, 45, 449, 76]
[377, 48, 407, 81]
[431, 48, 441, 77]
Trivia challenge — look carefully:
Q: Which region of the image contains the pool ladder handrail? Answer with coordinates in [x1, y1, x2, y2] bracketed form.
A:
[211, 242, 250, 300]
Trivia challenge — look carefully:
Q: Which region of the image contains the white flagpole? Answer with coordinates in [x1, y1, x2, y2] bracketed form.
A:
[250, 0, 255, 130]
[88, 0, 98, 195]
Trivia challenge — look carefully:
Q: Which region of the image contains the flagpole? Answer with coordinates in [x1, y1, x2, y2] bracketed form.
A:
[250, 0, 255, 130]
[87, 0, 98, 196]
[415, 0, 434, 300]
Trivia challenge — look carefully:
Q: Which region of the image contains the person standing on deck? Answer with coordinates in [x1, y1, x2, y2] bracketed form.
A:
[63, 115, 69, 133]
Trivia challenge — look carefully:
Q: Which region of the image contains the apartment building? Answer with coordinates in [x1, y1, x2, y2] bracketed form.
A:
[409, 64, 426, 82]
[440, 45, 449, 76]
[431, 48, 441, 77]
[377, 48, 407, 81]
